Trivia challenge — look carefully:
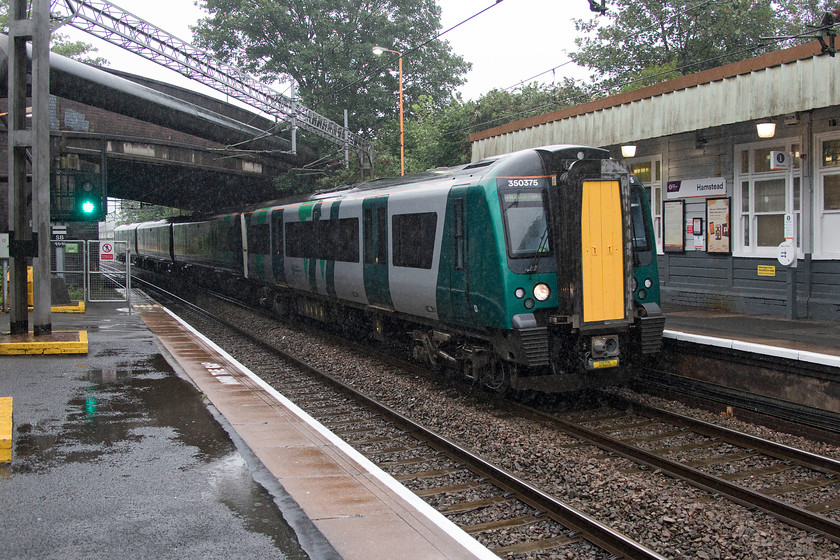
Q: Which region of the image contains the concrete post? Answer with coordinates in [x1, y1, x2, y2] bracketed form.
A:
[32, 0, 52, 335]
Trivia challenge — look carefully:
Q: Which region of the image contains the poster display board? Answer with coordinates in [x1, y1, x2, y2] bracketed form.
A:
[706, 197, 731, 254]
[663, 199, 685, 253]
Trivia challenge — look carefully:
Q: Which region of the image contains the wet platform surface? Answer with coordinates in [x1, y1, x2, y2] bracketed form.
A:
[662, 304, 840, 362]
[0, 300, 326, 559]
[0, 297, 493, 560]
[2, 295, 837, 559]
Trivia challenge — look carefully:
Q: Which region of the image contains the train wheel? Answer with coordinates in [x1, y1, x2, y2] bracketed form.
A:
[484, 361, 513, 395]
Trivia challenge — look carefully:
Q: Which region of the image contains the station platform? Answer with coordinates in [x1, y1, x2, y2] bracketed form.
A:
[662, 303, 840, 366]
[2, 297, 837, 559]
[0, 297, 494, 560]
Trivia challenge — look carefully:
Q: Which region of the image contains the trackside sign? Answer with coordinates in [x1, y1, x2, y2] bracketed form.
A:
[99, 242, 115, 262]
[666, 177, 726, 199]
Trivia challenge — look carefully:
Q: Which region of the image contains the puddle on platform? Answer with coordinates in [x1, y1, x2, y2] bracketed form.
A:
[7, 354, 310, 559]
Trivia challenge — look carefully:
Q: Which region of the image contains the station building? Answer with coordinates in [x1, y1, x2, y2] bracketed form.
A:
[470, 41, 840, 321]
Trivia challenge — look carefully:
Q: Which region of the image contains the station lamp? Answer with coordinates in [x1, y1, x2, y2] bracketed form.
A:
[756, 121, 776, 138]
[621, 144, 637, 158]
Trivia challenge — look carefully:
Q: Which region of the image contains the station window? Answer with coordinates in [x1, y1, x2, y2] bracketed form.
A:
[815, 133, 840, 258]
[627, 156, 663, 254]
[734, 138, 802, 258]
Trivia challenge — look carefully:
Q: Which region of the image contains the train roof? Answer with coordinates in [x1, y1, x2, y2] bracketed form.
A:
[306, 144, 612, 200]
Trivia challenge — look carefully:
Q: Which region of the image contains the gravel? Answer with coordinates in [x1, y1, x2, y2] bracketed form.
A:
[180, 295, 840, 559]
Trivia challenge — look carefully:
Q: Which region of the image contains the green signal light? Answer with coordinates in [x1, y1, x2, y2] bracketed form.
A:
[82, 200, 96, 213]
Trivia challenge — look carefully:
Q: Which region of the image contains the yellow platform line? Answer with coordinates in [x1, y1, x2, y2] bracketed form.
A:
[0, 331, 88, 355]
[51, 301, 86, 313]
[0, 396, 11, 463]
[24, 301, 86, 313]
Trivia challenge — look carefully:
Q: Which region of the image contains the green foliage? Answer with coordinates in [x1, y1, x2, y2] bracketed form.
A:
[569, 0, 831, 93]
[50, 34, 108, 67]
[284, 78, 596, 190]
[193, 0, 469, 138]
[471, 80, 594, 132]
[618, 60, 681, 93]
[0, 0, 107, 65]
[113, 203, 185, 226]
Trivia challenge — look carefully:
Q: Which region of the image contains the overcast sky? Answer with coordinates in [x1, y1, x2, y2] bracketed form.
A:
[59, 0, 601, 101]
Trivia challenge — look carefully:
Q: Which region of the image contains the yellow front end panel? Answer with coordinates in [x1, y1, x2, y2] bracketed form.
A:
[581, 180, 625, 323]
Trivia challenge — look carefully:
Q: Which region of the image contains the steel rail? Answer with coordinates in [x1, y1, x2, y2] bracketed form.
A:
[135, 277, 666, 560]
[513, 400, 840, 544]
[603, 394, 840, 475]
[633, 372, 840, 437]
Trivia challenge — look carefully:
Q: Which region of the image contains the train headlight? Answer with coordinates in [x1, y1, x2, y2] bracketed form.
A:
[644, 278, 653, 289]
[631, 277, 638, 292]
[514, 287, 526, 299]
[638, 290, 647, 300]
[524, 298, 535, 310]
[533, 283, 551, 302]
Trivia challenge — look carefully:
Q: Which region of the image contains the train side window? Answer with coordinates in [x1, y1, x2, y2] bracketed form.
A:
[337, 218, 360, 262]
[377, 207, 388, 265]
[317, 220, 337, 261]
[630, 187, 653, 267]
[393, 212, 437, 269]
[454, 200, 465, 270]
[364, 208, 374, 264]
[272, 213, 284, 255]
[285, 221, 305, 258]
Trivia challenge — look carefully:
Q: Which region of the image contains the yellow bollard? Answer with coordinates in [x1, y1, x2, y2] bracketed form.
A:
[0, 397, 12, 463]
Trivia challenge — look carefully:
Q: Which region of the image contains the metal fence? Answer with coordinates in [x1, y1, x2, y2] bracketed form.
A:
[50, 239, 131, 304]
[85, 240, 130, 303]
[51, 239, 86, 302]
[0, 240, 130, 311]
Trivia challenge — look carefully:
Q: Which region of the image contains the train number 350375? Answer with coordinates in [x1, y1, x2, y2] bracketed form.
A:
[506, 179, 542, 187]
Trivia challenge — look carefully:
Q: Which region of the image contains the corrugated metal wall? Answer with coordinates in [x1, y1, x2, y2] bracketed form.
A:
[471, 46, 839, 161]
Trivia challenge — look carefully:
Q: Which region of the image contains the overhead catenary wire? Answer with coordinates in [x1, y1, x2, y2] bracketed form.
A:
[502, 0, 718, 92]
[316, 0, 507, 105]
[444, 19, 839, 138]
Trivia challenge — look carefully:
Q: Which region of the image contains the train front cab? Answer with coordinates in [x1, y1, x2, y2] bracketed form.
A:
[497, 149, 663, 392]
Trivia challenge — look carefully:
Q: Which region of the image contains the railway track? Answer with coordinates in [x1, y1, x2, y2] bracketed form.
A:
[135, 275, 840, 556]
[137, 278, 664, 559]
[524, 395, 840, 543]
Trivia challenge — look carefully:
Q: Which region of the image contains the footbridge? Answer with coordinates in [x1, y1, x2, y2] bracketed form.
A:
[0, 36, 326, 214]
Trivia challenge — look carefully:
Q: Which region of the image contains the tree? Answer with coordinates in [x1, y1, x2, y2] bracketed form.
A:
[0, 0, 107, 65]
[192, 0, 470, 139]
[569, 0, 830, 93]
[49, 35, 108, 66]
[113, 202, 185, 226]
[471, 80, 594, 134]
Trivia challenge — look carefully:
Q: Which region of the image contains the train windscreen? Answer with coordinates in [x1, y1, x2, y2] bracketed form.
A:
[502, 190, 551, 258]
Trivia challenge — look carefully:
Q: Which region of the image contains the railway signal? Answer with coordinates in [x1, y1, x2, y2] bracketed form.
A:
[51, 171, 107, 222]
[73, 173, 105, 221]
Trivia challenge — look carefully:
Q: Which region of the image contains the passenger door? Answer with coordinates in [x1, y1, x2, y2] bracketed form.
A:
[448, 187, 472, 324]
[363, 196, 393, 308]
[271, 208, 285, 285]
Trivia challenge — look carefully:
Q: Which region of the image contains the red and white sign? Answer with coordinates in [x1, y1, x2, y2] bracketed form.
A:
[100, 242, 115, 261]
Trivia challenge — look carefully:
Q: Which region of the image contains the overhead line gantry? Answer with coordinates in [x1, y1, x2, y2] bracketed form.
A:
[51, 0, 373, 170]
